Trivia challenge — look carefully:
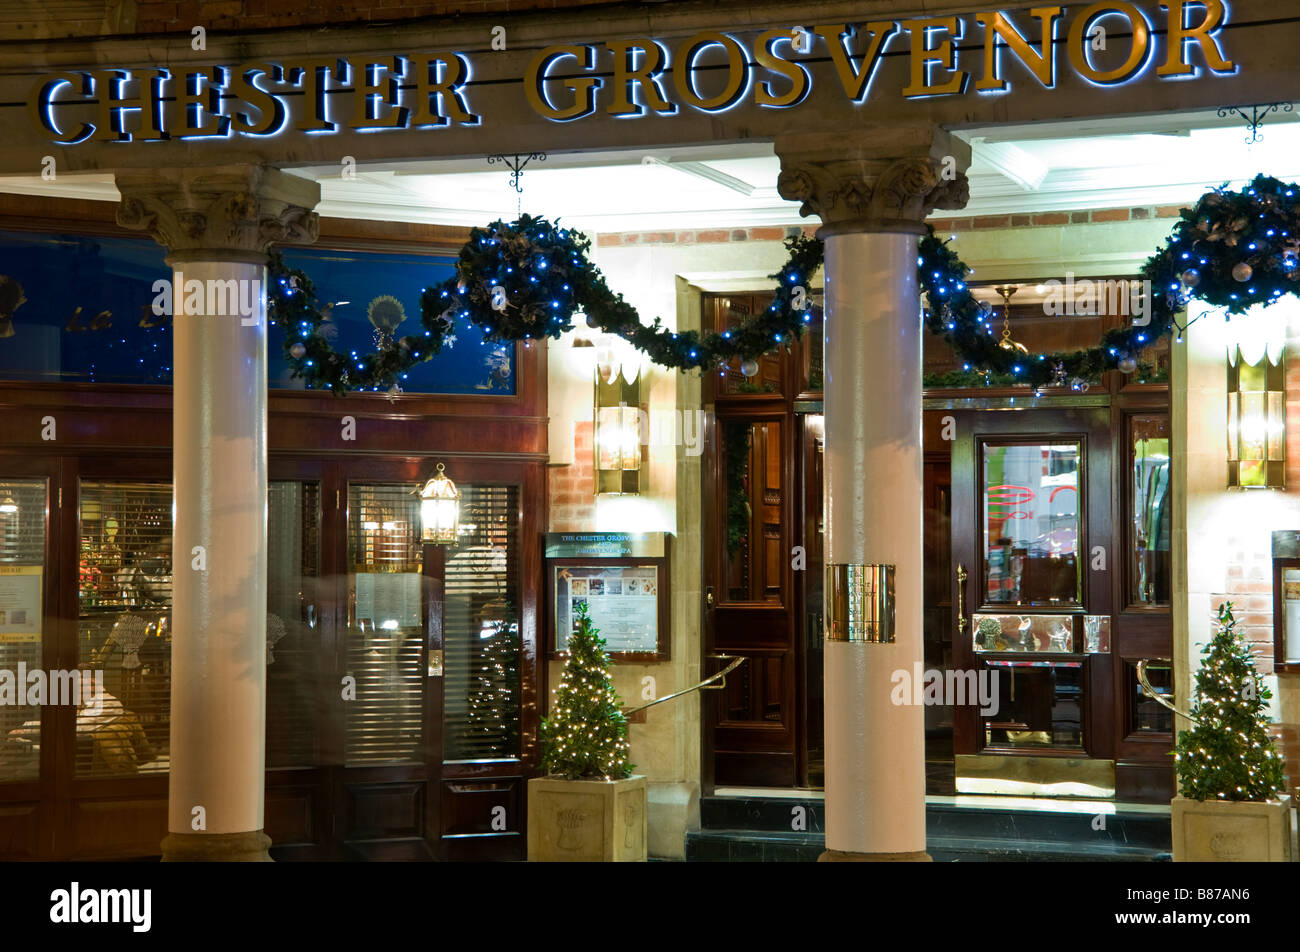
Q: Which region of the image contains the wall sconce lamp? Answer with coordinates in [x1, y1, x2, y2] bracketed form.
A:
[595, 363, 643, 495]
[419, 462, 461, 543]
[0, 496, 16, 514]
[1227, 345, 1286, 489]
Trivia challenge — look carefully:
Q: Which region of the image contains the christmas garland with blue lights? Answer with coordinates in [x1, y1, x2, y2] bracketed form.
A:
[267, 174, 1300, 392]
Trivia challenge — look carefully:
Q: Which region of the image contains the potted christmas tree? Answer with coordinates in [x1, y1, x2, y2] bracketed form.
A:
[1171, 602, 1293, 861]
[527, 602, 646, 861]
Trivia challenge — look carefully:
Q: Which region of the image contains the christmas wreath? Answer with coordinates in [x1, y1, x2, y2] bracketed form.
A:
[267, 174, 1300, 393]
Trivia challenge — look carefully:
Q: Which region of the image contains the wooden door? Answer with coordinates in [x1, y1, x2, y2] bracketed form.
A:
[704, 405, 798, 787]
[950, 408, 1118, 791]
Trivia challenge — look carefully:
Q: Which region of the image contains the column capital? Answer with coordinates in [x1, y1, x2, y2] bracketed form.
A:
[115, 164, 321, 263]
[775, 124, 970, 236]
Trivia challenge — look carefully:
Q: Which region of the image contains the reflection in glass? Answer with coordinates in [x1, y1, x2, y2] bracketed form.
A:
[972, 614, 1074, 653]
[983, 660, 1083, 749]
[1129, 415, 1171, 606]
[723, 420, 782, 602]
[1130, 661, 1174, 733]
[982, 443, 1081, 607]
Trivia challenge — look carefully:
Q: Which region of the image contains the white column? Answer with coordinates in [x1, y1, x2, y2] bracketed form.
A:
[168, 258, 268, 838]
[116, 166, 319, 861]
[777, 126, 970, 861]
[822, 231, 926, 855]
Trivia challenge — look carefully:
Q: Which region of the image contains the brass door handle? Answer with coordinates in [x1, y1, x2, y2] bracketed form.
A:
[956, 563, 968, 636]
[705, 587, 715, 609]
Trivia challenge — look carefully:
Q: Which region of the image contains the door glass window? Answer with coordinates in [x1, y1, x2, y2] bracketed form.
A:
[982, 442, 1082, 608]
[983, 660, 1084, 749]
[346, 484, 424, 765]
[444, 485, 521, 762]
[1128, 415, 1171, 607]
[722, 420, 783, 602]
[0, 479, 46, 783]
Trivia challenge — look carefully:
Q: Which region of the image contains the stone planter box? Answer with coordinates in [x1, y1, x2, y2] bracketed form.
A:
[527, 775, 647, 862]
[1171, 794, 1294, 862]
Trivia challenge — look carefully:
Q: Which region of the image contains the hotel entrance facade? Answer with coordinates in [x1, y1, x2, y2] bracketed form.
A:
[0, 0, 1297, 862]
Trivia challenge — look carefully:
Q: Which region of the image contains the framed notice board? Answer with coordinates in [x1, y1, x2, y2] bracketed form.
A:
[545, 532, 671, 662]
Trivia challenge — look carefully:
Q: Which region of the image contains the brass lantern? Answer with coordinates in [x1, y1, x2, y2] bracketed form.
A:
[419, 463, 461, 543]
[594, 357, 643, 495]
[1227, 346, 1286, 489]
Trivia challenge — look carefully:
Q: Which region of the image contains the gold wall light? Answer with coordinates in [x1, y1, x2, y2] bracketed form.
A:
[595, 365, 643, 495]
[1227, 345, 1286, 489]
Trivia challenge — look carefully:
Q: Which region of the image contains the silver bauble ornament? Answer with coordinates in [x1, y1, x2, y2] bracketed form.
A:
[1181, 269, 1200, 287]
[289, 342, 306, 359]
[1118, 355, 1138, 374]
[1232, 262, 1253, 282]
[740, 358, 760, 378]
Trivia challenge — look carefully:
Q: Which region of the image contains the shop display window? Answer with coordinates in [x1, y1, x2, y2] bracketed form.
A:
[0, 479, 48, 783]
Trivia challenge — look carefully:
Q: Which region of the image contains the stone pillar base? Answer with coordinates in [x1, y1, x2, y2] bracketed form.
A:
[161, 831, 273, 862]
[819, 849, 932, 862]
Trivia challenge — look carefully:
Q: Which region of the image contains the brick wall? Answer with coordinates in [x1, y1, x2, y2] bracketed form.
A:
[135, 0, 623, 33]
[548, 419, 596, 531]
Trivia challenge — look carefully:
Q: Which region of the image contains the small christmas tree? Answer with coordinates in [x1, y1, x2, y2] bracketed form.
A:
[1174, 602, 1286, 802]
[540, 602, 633, 780]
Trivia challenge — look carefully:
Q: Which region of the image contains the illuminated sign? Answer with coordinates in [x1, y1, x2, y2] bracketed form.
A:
[30, 0, 1235, 144]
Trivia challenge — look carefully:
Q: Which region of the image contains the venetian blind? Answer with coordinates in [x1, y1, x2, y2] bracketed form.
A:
[266, 481, 321, 769]
[345, 483, 425, 765]
[444, 485, 521, 762]
[77, 481, 172, 778]
[0, 479, 47, 783]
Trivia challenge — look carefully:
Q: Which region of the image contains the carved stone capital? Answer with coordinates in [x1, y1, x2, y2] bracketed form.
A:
[115, 165, 321, 263]
[776, 124, 971, 236]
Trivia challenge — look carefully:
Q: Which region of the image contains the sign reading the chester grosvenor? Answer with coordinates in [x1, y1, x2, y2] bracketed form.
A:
[29, 1, 1235, 145]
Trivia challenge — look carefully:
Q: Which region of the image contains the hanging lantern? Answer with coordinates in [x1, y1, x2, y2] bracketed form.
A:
[1227, 344, 1286, 489]
[419, 463, 462, 543]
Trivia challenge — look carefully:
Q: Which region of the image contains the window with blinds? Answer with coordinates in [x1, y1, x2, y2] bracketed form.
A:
[77, 482, 172, 778]
[444, 485, 520, 762]
[0, 479, 47, 783]
[266, 482, 321, 769]
[346, 484, 425, 765]
[77, 480, 322, 777]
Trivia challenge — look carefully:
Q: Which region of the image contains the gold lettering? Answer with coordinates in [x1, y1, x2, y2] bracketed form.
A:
[1158, 0, 1234, 77]
[975, 8, 1063, 92]
[349, 56, 408, 129]
[408, 54, 477, 126]
[228, 64, 287, 135]
[672, 32, 748, 111]
[287, 57, 346, 132]
[606, 40, 674, 116]
[88, 69, 168, 141]
[28, 72, 94, 144]
[813, 23, 898, 102]
[176, 66, 229, 137]
[1067, 2, 1151, 84]
[901, 17, 969, 98]
[525, 46, 601, 120]
[754, 29, 811, 107]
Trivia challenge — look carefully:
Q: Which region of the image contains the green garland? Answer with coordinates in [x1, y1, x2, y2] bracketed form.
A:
[267, 174, 1300, 393]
